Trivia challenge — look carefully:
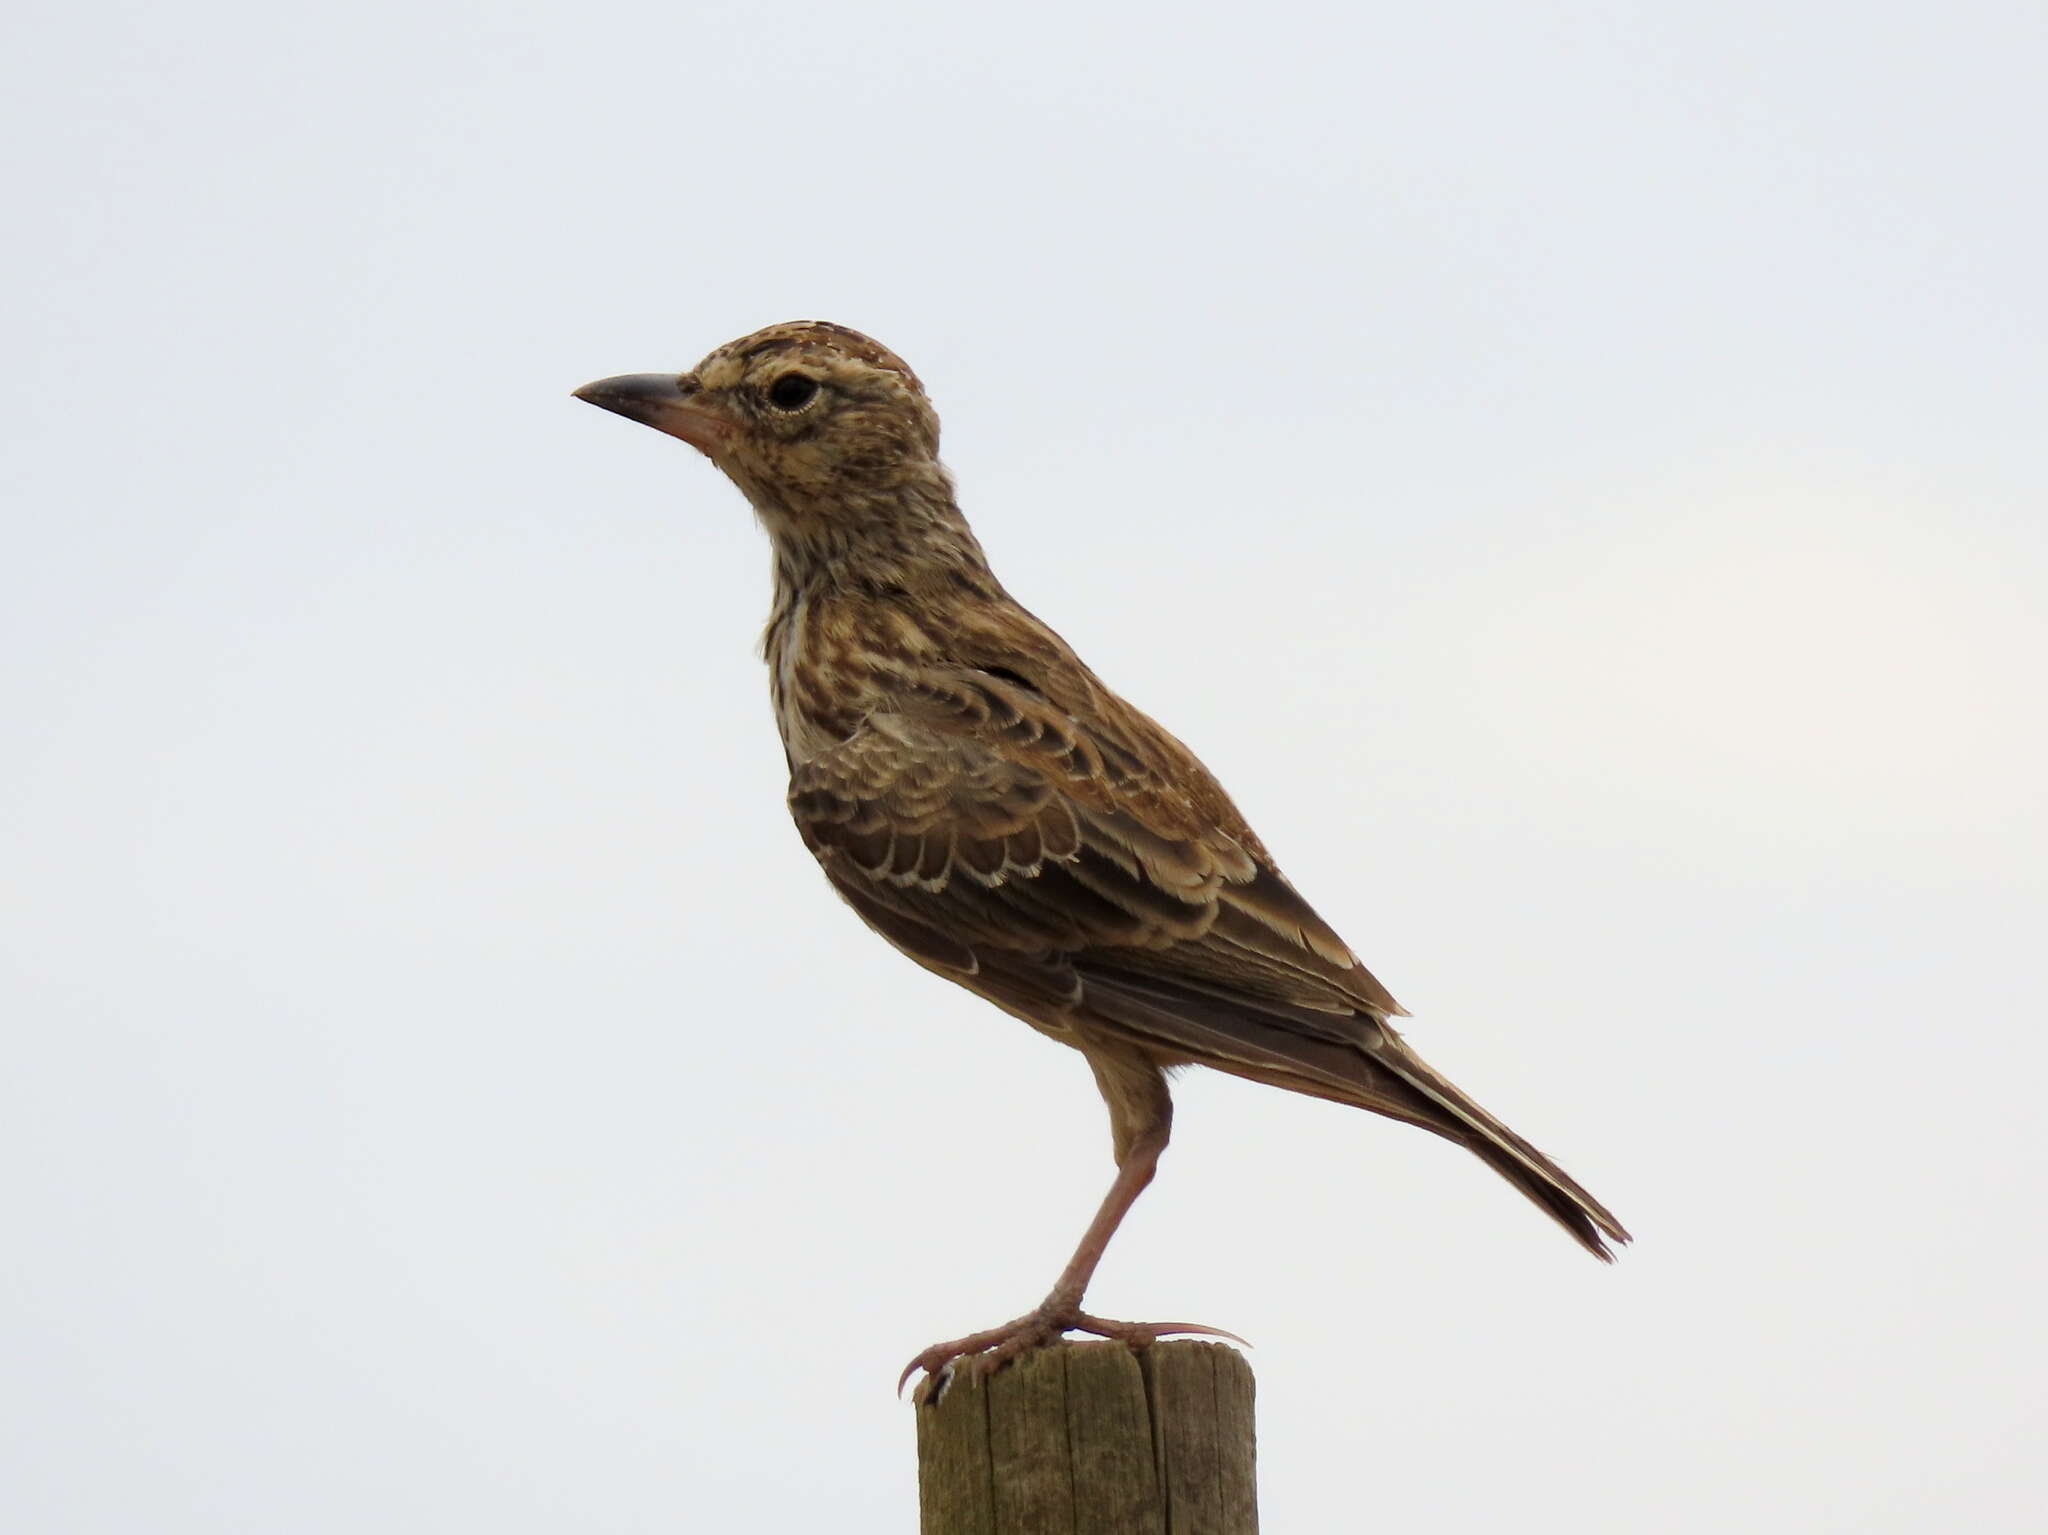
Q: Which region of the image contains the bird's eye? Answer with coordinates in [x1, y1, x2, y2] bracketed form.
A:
[766, 373, 820, 411]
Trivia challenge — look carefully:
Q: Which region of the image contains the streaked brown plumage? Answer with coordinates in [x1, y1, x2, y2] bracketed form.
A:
[574, 321, 1629, 1383]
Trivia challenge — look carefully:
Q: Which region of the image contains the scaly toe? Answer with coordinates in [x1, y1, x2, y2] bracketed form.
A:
[900, 1308, 1247, 1395]
[897, 1312, 1044, 1395]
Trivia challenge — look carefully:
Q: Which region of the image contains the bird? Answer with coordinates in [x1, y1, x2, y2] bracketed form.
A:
[573, 321, 1629, 1386]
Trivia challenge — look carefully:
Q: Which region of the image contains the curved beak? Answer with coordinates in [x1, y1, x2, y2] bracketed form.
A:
[572, 373, 735, 458]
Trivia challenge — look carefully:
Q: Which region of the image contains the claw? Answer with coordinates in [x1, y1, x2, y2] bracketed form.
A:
[1073, 1312, 1251, 1350]
[899, 1308, 1247, 1396]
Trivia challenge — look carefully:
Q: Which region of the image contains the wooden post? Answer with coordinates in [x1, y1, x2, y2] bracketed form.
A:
[913, 1341, 1256, 1534]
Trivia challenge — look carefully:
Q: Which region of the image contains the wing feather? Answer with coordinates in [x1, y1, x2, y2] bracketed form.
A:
[788, 701, 1402, 1021]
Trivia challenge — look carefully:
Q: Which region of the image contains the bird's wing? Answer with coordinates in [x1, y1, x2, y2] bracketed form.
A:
[786, 667, 1405, 1034]
[789, 679, 1631, 1259]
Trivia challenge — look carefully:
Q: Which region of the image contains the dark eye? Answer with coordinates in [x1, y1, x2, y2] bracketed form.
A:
[766, 373, 819, 411]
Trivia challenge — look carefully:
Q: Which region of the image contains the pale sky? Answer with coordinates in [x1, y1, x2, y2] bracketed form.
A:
[4, 3, 2045, 1530]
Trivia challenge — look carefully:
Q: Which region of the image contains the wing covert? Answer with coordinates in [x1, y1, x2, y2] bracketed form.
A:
[787, 700, 1404, 1020]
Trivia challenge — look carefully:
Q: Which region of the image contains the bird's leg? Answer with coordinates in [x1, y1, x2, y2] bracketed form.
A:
[900, 1064, 1243, 1391]
[1032, 1115, 1169, 1317]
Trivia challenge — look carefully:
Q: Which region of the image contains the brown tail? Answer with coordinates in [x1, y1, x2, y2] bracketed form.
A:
[1368, 1025, 1631, 1260]
[1076, 970, 1631, 1259]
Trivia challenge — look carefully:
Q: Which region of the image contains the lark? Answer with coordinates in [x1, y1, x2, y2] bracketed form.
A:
[575, 322, 1628, 1385]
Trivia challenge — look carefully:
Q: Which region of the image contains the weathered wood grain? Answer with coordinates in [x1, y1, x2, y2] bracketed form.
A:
[915, 1342, 1254, 1534]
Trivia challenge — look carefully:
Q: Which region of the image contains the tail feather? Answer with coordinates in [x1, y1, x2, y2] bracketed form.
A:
[1076, 968, 1631, 1259]
[1372, 1026, 1631, 1260]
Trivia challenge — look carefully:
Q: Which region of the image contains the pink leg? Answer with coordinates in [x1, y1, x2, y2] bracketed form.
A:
[899, 1118, 1242, 1392]
[1040, 1117, 1168, 1310]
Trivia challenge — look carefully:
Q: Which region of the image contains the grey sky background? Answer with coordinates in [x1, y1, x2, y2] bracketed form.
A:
[5, 2, 2044, 1529]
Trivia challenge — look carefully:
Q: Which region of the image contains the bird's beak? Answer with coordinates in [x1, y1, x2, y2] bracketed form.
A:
[572, 373, 735, 458]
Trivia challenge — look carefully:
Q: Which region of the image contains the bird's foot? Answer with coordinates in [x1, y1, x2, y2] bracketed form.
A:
[899, 1306, 1245, 1395]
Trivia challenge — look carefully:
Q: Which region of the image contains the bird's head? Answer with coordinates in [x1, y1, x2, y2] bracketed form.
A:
[575, 322, 962, 572]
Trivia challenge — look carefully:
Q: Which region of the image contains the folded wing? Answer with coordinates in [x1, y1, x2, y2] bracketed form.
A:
[787, 676, 1629, 1259]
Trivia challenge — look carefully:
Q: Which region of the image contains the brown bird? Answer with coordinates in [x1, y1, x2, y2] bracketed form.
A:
[574, 321, 1629, 1384]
